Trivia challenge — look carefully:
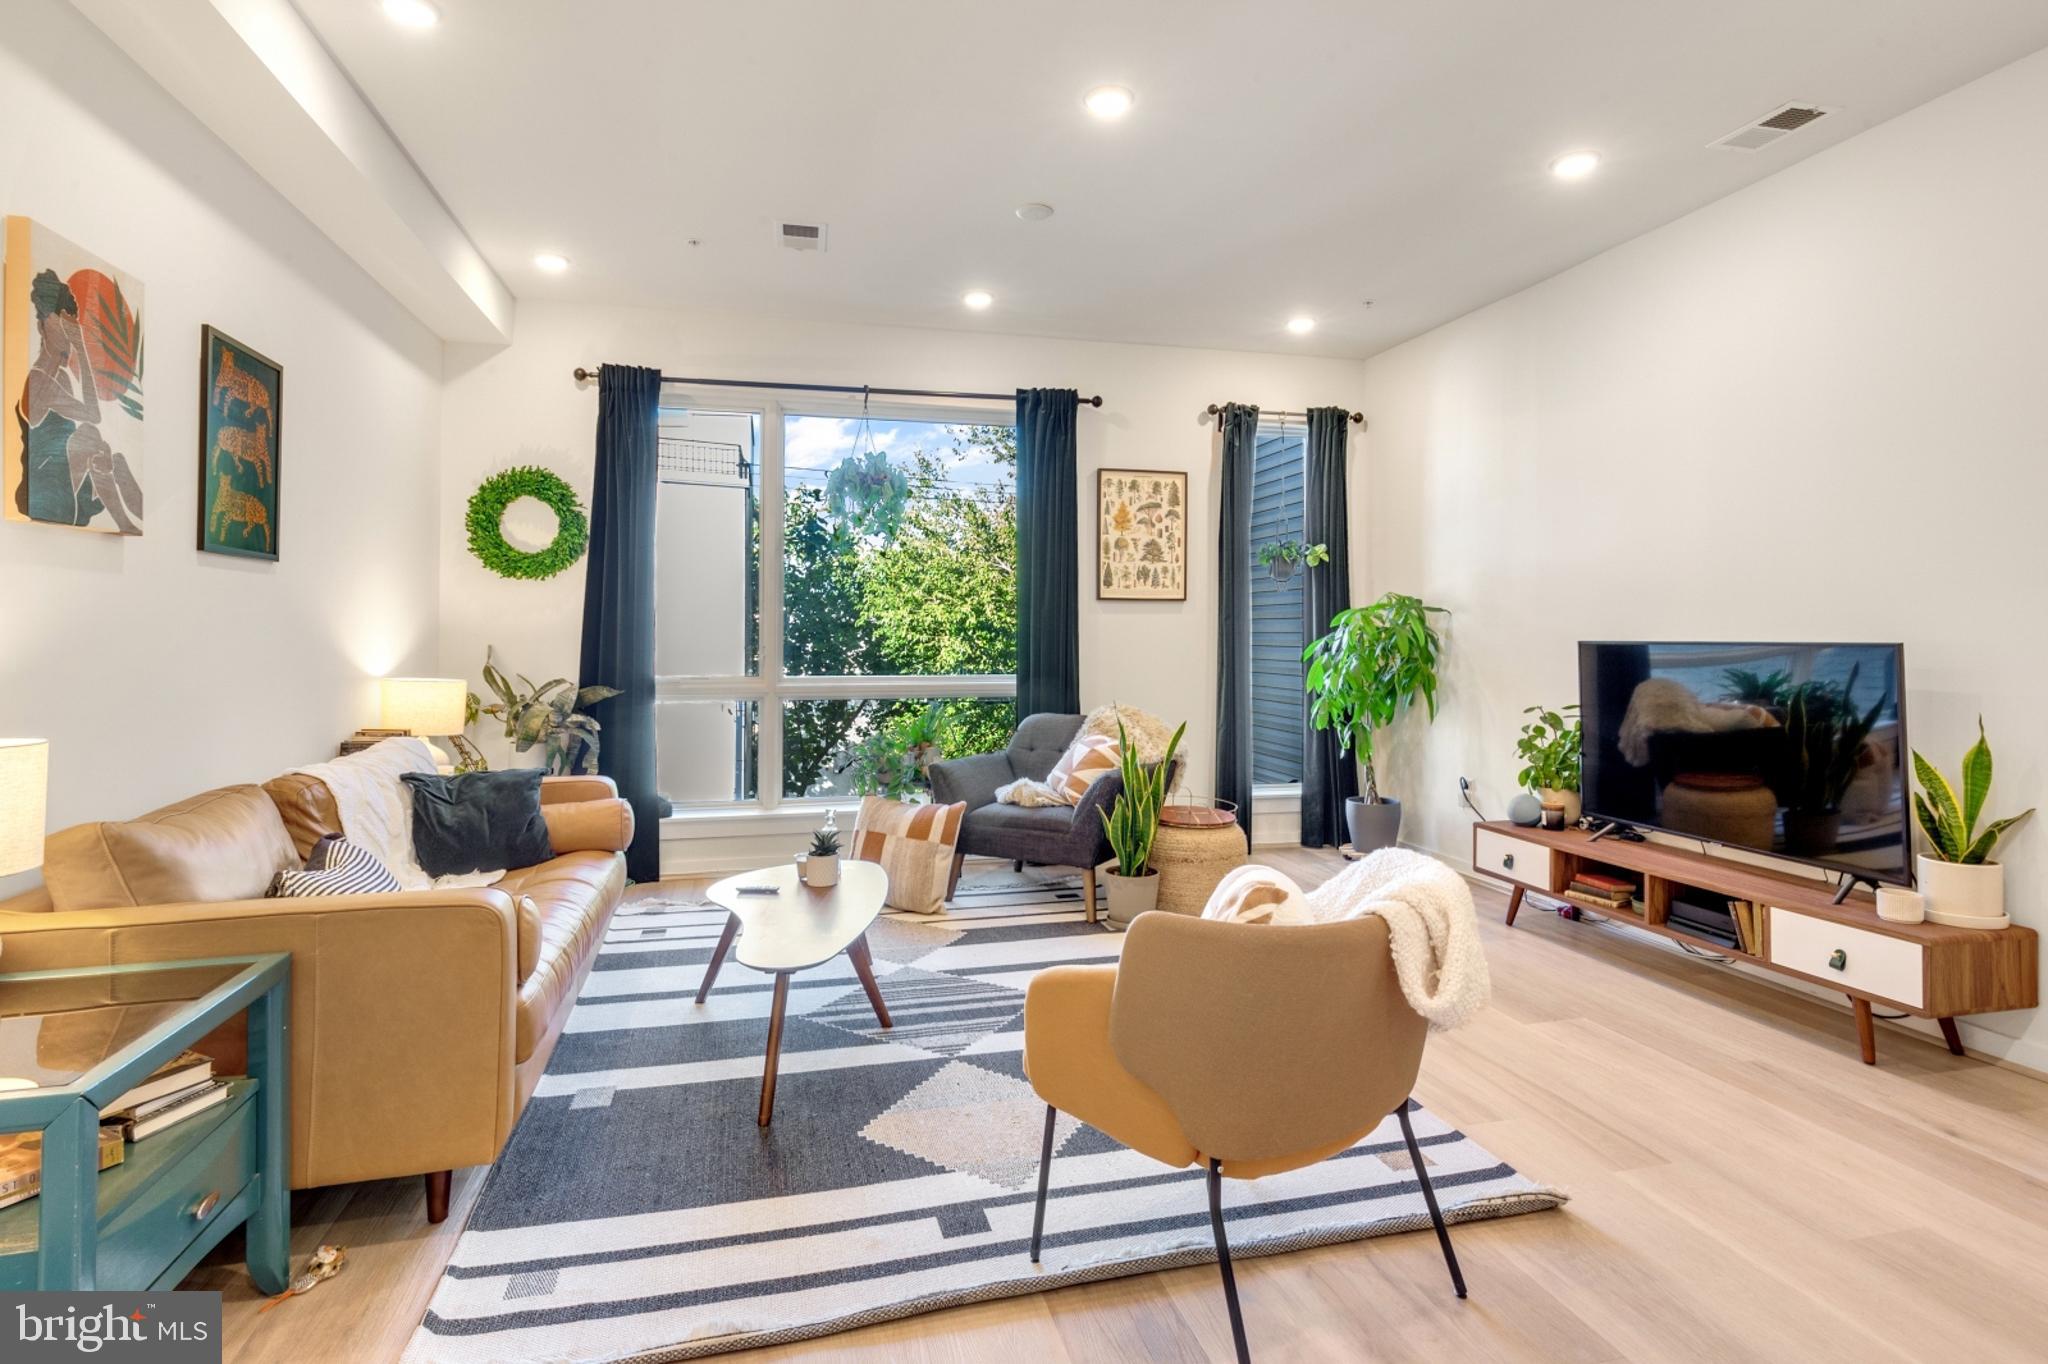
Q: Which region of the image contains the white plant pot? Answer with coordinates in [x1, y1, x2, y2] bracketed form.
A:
[1917, 854, 2007, 929]
[1540, 788, 1582, 825]
[1100, 864, 1160, 929]
[802, 853, 841, 889]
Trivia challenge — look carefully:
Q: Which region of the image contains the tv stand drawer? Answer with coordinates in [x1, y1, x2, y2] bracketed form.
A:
[1767, 907, 1924, 1009]
[1473, 828, 1554, 891]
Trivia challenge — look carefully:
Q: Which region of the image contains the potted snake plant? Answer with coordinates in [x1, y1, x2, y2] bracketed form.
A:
[1913, 719, 2034, 928]
[1098, 718, 1187, 929]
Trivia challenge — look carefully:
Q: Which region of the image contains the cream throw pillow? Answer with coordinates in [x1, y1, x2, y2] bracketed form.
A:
[852, 796, 966, 915]
[1201, 865, 1315, 926]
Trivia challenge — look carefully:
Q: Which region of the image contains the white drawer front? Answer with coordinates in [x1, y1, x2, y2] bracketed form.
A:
[1474, 829, 1552, 890]
[1767, 907, 1924, 1008]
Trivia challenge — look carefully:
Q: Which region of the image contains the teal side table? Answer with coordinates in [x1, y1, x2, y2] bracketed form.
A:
[0, 954, 291, 1292]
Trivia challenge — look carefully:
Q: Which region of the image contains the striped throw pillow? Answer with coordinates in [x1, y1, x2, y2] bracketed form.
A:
[852, 796, 966, 915]
[1045, 733, 1122, 803]
[268, 836, 403, 898]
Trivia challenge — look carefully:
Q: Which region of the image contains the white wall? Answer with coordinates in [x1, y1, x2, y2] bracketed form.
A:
[1360, 47, 2048, 1065]
[438, 301, 1366, 868]
[0, 0, 443, 894]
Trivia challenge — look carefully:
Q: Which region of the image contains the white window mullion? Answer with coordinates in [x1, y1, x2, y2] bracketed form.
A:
[758, 399, 786, 809]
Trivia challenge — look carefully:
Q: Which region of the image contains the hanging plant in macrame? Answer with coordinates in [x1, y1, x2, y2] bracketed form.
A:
[466, 465, 589, 580]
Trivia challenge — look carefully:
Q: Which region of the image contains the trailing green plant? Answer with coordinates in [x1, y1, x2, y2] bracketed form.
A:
[473, 646, 622, 775]
[1516, 704, 1582, 794]
[1256, 540, 1329, 569]
[1302, 592, 1449, 803]
[1100, 719, 1188, 878]
[808, 827, 842, 858]
[848, 702, 951, 800]
[1913, 718, 2035, 864]
[1779, 666, 1885, 814]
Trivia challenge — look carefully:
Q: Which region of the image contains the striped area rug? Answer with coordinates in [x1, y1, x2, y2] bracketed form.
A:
[403, 869, 1563, 1363]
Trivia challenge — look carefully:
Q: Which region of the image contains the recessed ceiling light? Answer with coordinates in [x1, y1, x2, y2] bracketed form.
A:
[1014, 202, 1055, 223]
[534, 253, 570, 273]
[962, 290, 994, 311]
[1084, 85, 1135, 120]
[1549, 150, 1601, 180]
[381, 0, 440, 29]
[1286, 316, 1316, 335]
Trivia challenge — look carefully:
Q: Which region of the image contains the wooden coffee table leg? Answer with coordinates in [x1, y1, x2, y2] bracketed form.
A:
[696, 911, 740, 1004]
[848, 934, 892, 1029]
[759, 972, 792, 1126]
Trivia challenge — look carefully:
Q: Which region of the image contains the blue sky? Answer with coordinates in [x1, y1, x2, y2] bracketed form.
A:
[782, 415, 1011, 492]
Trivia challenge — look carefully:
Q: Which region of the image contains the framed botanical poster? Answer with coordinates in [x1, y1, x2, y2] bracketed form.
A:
[1097, 468, 1187, 600]
[2, 216, 146, 535]
[197, 326, 281, 560]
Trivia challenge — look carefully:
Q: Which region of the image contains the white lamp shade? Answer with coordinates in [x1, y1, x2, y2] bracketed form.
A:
[379, 677, 467, 737]
[0, 739, 49, 878]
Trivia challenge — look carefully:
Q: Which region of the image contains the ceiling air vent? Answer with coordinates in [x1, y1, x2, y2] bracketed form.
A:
[1710, 103, 1833, 152]
[777, 221, 828, 252]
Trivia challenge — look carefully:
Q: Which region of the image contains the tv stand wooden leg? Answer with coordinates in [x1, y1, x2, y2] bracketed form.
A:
[1938, 1016, 1965, 1057]
[1852, 996, 1876, 1065]
[1504, 885, 1524, 927]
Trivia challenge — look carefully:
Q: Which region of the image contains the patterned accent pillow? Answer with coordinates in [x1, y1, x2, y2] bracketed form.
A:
[852, 796, 966, 915]
[1201, 865, 1314, 926]
[1045, 733, 1123, 803]
[267, 836, 403, 898]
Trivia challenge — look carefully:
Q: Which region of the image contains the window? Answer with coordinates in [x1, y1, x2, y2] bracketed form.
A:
[655, 397, 1017, 810]
[1249, 420, 1307, 785]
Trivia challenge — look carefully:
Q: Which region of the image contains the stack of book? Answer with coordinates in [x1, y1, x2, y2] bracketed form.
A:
[0, 1127, 124, 1211]
[1561, 871, 1639, 915]
[98, 1050, 229, 1142]
[1728, 899, 1763, 955]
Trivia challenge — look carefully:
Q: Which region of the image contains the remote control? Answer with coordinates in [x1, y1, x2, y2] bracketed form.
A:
[734, 885, 779, 896]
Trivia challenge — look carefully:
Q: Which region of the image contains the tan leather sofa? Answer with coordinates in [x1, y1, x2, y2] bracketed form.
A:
[0, 770, 633, 1222]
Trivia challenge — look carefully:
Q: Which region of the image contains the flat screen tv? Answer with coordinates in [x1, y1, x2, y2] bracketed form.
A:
[1578, 642, 1911, 887]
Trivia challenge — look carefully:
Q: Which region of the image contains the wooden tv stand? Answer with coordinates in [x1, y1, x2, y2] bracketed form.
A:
[1471, 822, 2038, 1065]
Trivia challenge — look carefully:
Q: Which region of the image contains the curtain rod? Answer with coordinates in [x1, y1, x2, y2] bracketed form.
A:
[572, 367, 1102, 407]
[1207, 402, 1364, 425]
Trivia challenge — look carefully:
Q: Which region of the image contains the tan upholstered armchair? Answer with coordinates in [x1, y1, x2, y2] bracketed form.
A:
[1021, 911, 1465, 1363]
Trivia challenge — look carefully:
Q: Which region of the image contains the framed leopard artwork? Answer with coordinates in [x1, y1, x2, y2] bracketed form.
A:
[197, 325, 282, 560]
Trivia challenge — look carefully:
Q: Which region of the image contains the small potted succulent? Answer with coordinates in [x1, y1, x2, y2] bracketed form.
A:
[1516, 703, 1583, 825]
[1098, 718, 1187, 929]
[1256, 539, 1329, 582]
[1913, 719, 2034, 928]
[801, 826, 842, 889]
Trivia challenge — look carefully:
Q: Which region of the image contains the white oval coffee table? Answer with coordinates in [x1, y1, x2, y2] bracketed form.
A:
[699, 861, 893, 1125]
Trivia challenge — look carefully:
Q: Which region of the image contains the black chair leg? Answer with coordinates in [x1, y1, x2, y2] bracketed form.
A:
[1398, 1101, 1467, 1299]
[1207, 1158, 1252, 1364]
[1029, 1103, 1056, 1263]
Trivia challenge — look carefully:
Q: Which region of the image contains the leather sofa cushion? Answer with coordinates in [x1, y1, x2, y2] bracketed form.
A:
[43, 785, 300, 912]
[262, 772, 633, 861]
[497, 851, 624, 1061]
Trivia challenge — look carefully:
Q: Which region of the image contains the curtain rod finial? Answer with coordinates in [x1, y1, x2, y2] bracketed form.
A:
[574, 366, 599, 383]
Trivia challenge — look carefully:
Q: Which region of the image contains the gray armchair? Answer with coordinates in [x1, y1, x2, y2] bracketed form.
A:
[929, 713, 1176, 923]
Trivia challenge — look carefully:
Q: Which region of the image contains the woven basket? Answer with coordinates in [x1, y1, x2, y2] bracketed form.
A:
[1149, 818, 1249, 916]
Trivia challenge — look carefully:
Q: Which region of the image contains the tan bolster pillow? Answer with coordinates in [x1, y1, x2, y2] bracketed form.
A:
[540, 775, 618, 806]
[540, 798, 635, 854]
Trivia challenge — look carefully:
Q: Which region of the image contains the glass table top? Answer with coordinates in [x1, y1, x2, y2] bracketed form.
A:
[0, 961, 249, 1095]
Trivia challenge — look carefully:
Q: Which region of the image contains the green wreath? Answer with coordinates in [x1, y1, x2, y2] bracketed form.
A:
[466, 466, 589, 580]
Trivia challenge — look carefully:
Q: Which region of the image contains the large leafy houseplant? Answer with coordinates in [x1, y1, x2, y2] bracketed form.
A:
[848, 703, 950, 800]
[1303, 592, 1449, 804]
[473, 647, 622, 775]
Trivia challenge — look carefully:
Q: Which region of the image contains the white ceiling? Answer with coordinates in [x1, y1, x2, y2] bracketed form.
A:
[296, 0, 2048, 359]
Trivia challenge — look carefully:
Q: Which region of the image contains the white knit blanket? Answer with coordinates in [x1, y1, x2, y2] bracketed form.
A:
[1201, 850, 1491, 1031]
[290, 738, 501, 891]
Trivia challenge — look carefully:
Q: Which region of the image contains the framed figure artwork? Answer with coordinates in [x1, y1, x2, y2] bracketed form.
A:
[1096, 468, 1186, 601]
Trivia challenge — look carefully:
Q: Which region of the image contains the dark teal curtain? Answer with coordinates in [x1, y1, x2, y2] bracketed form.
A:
[1214, 403, 1258, 832]
[579, 364, 664, 880]
[1015, 388, 1080, 717]
[1301, 406, 1358, 846]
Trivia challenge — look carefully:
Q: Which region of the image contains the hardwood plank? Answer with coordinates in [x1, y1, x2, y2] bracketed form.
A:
[189, 855, 2048, 1363]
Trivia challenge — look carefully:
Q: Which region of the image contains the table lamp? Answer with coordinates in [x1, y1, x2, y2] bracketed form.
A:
[379, 678, 468, 774]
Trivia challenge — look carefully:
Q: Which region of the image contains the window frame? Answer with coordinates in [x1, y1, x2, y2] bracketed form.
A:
[655, 390, 1018, 813]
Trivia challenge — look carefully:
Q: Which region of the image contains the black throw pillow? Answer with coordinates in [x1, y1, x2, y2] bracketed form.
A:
[400, 769, 553, 876]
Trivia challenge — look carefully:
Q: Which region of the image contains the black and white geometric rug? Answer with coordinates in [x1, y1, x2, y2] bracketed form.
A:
[403, 870, 1564, 1363]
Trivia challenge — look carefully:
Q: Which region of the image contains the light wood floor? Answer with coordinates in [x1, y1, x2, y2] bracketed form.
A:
[193, 849, 2048, 1362]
